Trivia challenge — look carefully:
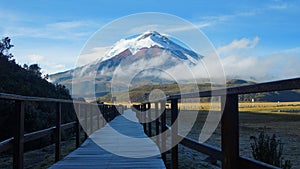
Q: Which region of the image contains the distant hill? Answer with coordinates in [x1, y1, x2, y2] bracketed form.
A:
[98, 79, 300, 103]
[227, 79, 300, 102]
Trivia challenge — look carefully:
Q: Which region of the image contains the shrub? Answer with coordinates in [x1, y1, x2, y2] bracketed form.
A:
[250, 129, 292, 169]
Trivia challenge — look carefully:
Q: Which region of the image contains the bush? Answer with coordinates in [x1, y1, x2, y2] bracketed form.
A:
[250, 129, 292, 169]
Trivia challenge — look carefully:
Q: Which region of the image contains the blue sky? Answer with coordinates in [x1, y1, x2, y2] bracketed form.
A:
[1, 0, 299, 81]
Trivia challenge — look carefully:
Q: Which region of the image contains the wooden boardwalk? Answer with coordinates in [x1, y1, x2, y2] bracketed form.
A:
[49, 109, 166, 169]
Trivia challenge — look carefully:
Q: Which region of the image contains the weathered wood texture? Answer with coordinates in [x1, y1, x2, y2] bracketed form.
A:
[49, 109, 166, 169]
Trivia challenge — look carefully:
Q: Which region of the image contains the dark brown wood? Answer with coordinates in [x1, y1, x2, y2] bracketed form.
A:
[0, 138, 13, 153]
[148, 103, 152, 137]
[13, 100, 24, 169]
[221, 94, 239, 169]
[61, 121, 76, 130]
[168, 77, 300, 99]
[160, 101, 167, 163]
[55, 102, 62, 162]
[24, 122, 75, 144]
[90, 105, 93, 134]
[97, 105, 100, 130]
[143, 104, 147, 134]
[155, 102, 160, 144]
[240, 156, 282, 169]
[171, 99, 178, 169]
[76, 104, 80, 148]
[84, 105, 88, 139]
[24, 127, 55, 143]
[179, 135, 222, 160]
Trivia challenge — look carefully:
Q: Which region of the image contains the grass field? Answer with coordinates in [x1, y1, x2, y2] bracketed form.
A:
[162, 102, 300, 169]
[116, 101, 300, 114]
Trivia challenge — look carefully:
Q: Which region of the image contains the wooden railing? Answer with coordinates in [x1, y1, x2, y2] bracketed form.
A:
[134, 77, 300, 169]
[0, 93, 122, 169]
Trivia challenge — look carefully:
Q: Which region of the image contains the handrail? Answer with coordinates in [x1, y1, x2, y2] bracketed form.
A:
[0, 94, 122, 169]
[168, 77, 300, 99]
[136, 77, 300, 169]
[0, 92, 99, 105]
[142, 77, 300, 103]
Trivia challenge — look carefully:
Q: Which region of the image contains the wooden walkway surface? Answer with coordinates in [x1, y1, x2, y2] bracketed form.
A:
[49, 109, 166, 169]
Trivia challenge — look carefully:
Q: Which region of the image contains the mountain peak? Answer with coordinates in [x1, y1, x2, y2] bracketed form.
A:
[137, 31, 162, 40]
[103, 31, 202, 63]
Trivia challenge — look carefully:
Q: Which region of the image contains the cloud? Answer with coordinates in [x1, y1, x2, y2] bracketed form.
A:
[77, 46, 112, 66]
[166, 22, 212, 33]
[2, 20, 99, 40]
[25, 54, 66, 74]
[216, 37, 300, 81]
[217, 37, 260, 56]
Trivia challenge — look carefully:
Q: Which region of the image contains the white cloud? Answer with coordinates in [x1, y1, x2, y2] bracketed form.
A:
[166, 22, 212, 33]
[77, 46, 112, 66]
[25, 54, 66, 74]
[217, 37, 260, 55]
[3, 20, 99, 40]
[216, 37, 300, 81]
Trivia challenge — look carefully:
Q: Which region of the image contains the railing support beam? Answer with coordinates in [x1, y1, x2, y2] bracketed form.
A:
[55, 102, 62, 162]
[171, 99, 179, 169]
[221, 94, 239, 169]
[148, 103, 152, 137]
[160, 101, 167, 163]
[13, 100, 24, 169]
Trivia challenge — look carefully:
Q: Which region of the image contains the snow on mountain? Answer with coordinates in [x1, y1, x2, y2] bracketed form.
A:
[102, 31, 202, 63]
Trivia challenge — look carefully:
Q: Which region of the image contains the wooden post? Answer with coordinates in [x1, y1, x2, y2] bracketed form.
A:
[148, 103, 152, 137]
[75, 103, 80, 148]
[84, 104, 88, 139]
[55, 102, 62, 162]
[155, 102, 160, 144]
[97, 105, 100, 130]
[171, 99, 178, 169]
[160, 101, 167, 163]
[143, 104, 147, 134]
[13, 100, 24, 169]
[221, 94, 239, 169]
[90, 105, 93, 134]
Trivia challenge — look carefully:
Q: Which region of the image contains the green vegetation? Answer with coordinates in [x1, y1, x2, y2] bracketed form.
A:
[0, 37, 74, 142]
[250, 129, 292, 169]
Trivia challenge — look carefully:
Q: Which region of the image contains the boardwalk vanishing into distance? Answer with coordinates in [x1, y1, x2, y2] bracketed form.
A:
[0, 77, 300, 169]
[49, 109, 166, 169]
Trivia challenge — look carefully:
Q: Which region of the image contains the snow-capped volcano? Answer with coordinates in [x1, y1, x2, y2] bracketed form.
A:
[103, 31, 201, 64]
[50, 31, 204, 97]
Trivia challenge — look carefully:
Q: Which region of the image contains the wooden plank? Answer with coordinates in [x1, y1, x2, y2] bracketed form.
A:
[179, 135, 222, 160]
[76, 104, 80, 148]
[171, 99, 178, 169]
[13, 100, 24, 169]
[147, 103, 152, 137]
[55, 102, 62, 162]
[240, 156, 282, 169]
[50, 109, 165, 169]
[155, 102, 160, 144]
[221, 94, 239, 169]
[0, 137, 13, 153]
[168, 77, 300, 99]
[24, 127, 55, 143]
[160, 101, 167, 163]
